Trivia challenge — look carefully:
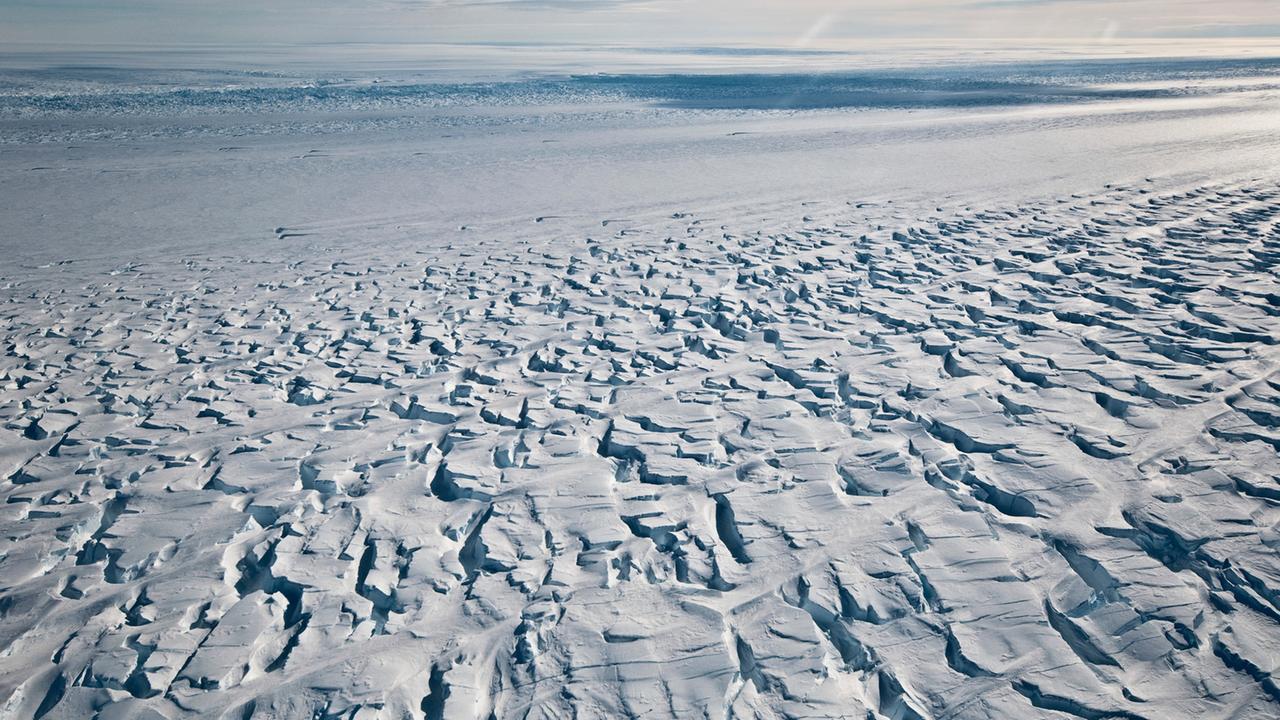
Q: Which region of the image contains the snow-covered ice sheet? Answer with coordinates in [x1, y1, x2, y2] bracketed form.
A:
[2, 55, 1280, 719]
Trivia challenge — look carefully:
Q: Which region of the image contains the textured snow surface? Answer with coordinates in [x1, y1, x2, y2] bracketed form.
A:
[3, 52, 1280, 719]
[2, 175, 1280, 718]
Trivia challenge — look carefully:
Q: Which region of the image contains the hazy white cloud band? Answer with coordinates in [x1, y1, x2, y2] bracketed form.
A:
[3, 0, 1278, 49]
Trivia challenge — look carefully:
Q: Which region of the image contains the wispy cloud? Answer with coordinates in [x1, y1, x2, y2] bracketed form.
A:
[3, 0, 1277, 49]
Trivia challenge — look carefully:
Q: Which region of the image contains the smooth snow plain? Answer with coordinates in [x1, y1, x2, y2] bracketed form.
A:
[2, 49, 1280, 719]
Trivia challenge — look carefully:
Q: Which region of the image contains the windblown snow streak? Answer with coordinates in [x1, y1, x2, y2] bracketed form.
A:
[1, 178, 1278, 718]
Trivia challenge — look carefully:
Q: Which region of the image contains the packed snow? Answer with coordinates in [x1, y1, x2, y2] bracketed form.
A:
[2, 51, 1280, 719]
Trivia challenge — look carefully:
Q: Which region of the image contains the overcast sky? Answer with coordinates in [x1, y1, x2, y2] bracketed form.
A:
[4, 0, 1279, 49]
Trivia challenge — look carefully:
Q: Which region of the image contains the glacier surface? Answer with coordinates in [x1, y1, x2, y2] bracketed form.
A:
[1, 53, 1280, 719]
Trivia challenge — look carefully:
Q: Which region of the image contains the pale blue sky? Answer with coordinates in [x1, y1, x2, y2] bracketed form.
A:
[3, 0, 1278, 49]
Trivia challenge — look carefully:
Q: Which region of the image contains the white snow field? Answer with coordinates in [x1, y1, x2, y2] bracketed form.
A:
[2, 51, 1280, 719]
